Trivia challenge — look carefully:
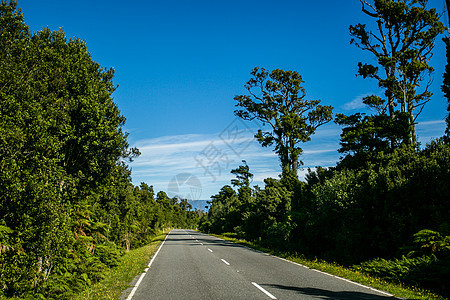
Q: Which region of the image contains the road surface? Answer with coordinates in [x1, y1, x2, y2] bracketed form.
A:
[126, 229, 395, 299]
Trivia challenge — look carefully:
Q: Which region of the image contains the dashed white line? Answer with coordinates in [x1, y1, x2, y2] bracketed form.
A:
[207, 248, 213, 253]
[252, 282, 277, 299]
[221, 259, 230, 265]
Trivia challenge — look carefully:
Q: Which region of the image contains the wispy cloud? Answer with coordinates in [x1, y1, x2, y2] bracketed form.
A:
[341, 94, 369, 111]
[128, 121, 342, 199]
[416, 119, 446, 144]
[417, 119, 445, 126]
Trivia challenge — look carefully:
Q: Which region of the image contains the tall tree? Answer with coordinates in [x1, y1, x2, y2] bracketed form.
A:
[234, 67, 333, 176]
[230, 160, 253, 188]
[444, 37, 450, 139]
[349, 0, 445, 145]
[443, 1, 450, 139]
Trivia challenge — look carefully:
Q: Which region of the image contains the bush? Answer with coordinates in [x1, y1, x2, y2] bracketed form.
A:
[357, 230, 450, 297]
[94, 241, 124, 268]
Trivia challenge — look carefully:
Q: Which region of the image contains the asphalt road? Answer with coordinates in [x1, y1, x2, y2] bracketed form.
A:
[127, 229, 395, 300]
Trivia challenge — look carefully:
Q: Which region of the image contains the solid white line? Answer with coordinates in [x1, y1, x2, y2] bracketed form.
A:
[207, 248, 213, 252]
[221, 259, 230, 265]
[126, 232, 170, 300]
[310, 268, 393, 296]
[275, 256, 309, 269]
[270, 253, 391, 296]
[252, 282, 277, 299]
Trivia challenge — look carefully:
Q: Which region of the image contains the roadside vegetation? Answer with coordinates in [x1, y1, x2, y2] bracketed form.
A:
[200, 1, 450, 299]
[74, 232, 167, 300]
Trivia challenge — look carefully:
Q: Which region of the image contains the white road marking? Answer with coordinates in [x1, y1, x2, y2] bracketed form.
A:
[275, 256, 309, 269]
[310, 268, 393, 296]
[201, 231, 392, 298]
[126, 231, 170, 300]
[207, 248, 213, 252]
[254, 244, 392, 297]
[252, 282, 277, 299]
[221, 259, 230, 265]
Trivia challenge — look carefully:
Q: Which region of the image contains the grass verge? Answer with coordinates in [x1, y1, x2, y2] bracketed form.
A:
[212, 233, 446, 300]
[74, 232, 167, 300]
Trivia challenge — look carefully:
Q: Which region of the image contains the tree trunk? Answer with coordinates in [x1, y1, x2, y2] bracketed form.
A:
[446, 0, 450, 28]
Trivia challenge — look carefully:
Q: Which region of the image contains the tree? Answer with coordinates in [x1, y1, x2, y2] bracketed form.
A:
[0, 1, 139, 296]
[234, 67, 333, 176]
[230, 160, 253, 188]
[335, 112, 410, 158]
[443, 1, 450, 139]
[443, 37, 450, 139]
[349, 0, 445, 145]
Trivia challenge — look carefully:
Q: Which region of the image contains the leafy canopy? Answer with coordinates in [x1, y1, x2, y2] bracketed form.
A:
[234, 67, 333, 176]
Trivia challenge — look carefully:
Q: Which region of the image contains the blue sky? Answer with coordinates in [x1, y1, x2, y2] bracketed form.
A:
[17, 0, 448, 201]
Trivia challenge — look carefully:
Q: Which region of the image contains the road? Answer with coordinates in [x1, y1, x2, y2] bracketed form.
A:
[126, 229, 395, 299]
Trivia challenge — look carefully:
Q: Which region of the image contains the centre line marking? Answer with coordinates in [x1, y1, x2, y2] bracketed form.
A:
[252, 282, 277, 299]
[207, 248, 213, 252]
[221, 259, 230, 265]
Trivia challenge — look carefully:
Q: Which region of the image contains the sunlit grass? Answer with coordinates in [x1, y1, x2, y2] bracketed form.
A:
[74, 232, 167, 300]
[213, 233, 446, 300]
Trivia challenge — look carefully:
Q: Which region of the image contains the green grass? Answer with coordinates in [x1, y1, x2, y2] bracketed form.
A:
[74, 232, 167, 300]
[212, 233, 447, 300]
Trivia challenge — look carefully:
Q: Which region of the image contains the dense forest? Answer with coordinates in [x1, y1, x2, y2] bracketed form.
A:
[201, 0, 450, 297]
[0, 2, 199, 298]
[1, 0, 450, 299]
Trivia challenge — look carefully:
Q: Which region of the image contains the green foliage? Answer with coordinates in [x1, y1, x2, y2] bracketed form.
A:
[443, 37, 450, 139]
[0, 2, 200, 298]
[230, 160, 253, 188]
[234, 67, 333, 176]
[349, 0, 445, 145]
[74, 233, 166, 300]
[301, 142, 450, 263]
[203, 141, 449, 298]
[200, 3, 448, 299]
[335, 112, 411, 156]
[357, 230, 450, 297]
[202, 163, 293, 248]
[94, 241, 124, 268]
[358, 255, 438, 282]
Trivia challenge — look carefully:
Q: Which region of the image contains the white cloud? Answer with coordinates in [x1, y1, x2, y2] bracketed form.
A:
[128, 122, 342, 199]
[342, 94, 368, 111]
[128, 128, 276, 198]
[416, 119, 446, 144]
[417, 119, 445, 126]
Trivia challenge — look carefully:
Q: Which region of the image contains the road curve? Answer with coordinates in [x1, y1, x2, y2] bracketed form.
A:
[126, 229, 395, 300]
